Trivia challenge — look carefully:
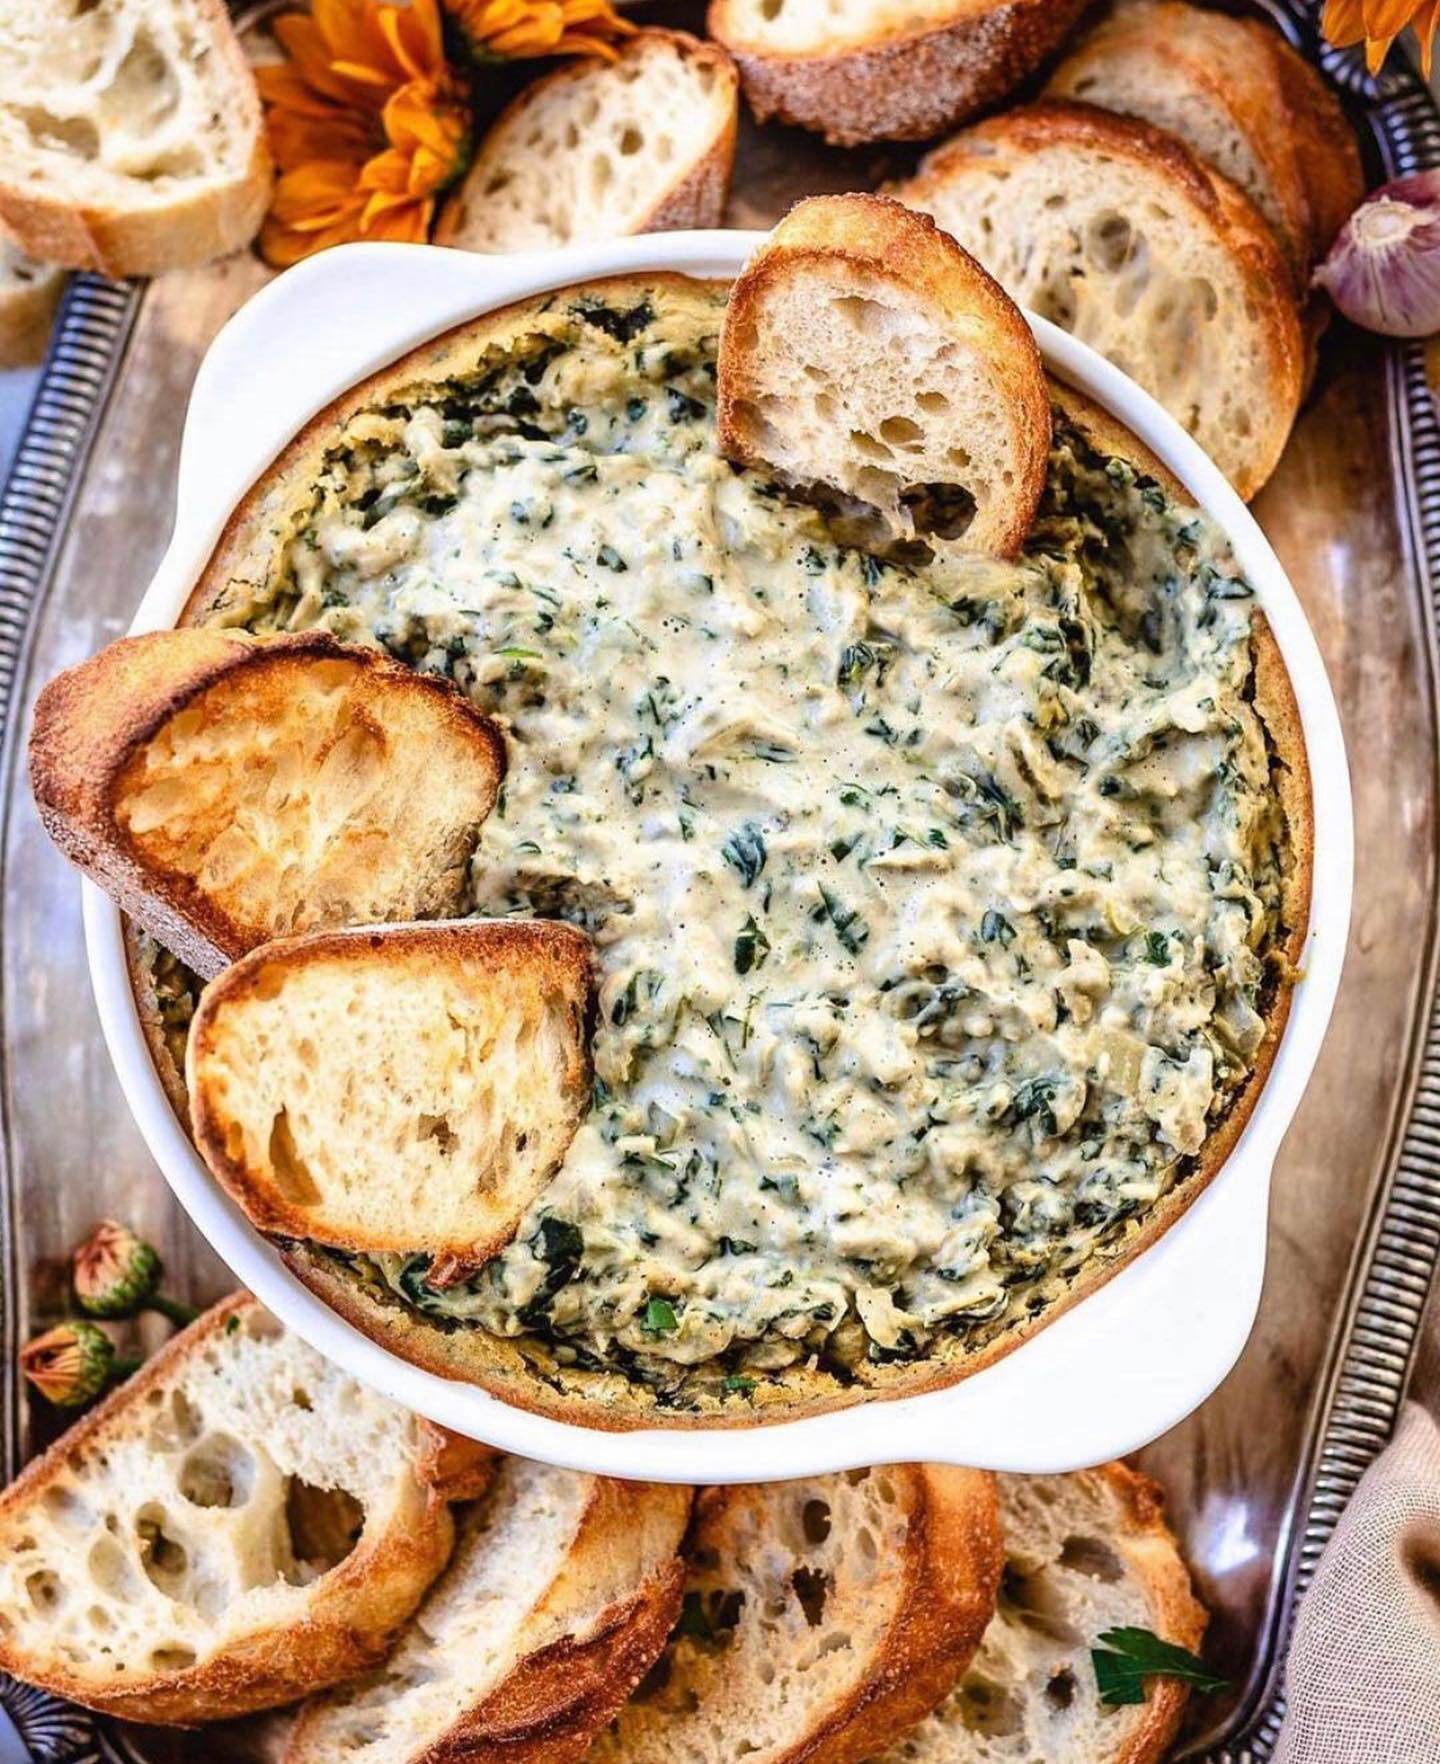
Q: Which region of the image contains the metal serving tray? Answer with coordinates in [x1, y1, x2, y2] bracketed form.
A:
[0, 4, 1436, 1758]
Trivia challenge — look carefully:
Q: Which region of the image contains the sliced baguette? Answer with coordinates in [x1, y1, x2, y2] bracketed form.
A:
[708, 0, 1095, 147]
[287, 1460, 691, 1764]
[187, 921, 595, 1277]
[437, 32, 738, 253]
[0, 0, 271, 277]
[589, 1465, 1002, 1764]
[0, 1294, 465, 1724]
[718, 195, 1051, 559]
[1266, 39, 1367, 271]
[28, 629, 506, 980]
[0, 240, 62, 368]
[873, 1465, 1207, 1764]
[889, 102, 1305, 500]
[1047, 1, 1364, 283]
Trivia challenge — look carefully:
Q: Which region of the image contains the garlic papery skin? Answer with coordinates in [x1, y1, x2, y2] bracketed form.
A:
[1314, 171, 1440, 338]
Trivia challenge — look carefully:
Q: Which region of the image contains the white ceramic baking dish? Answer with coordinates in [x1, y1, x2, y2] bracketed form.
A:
[83, 233, 1352, 1480]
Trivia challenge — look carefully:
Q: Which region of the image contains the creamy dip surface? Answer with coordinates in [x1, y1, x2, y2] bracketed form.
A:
[194, 278, 1290, 1389]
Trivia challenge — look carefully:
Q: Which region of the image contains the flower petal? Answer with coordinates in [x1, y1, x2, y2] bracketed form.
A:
[381, 0, 445, 80]
[448, 0, 634, 58]
[259, 0, 468, 260]
[1363, 0, 1420, 32]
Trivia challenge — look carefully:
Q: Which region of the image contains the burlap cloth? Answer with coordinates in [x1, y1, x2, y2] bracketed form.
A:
[1275, 1296, 1440, 1761]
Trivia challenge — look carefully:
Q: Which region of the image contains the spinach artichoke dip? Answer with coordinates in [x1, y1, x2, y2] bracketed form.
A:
[178, 277, 1301, 1409]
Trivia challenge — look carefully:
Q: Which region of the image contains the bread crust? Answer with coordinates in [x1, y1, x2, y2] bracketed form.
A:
[413, 1425, 502, 1503]
[1046, 3, 1364, 286]
[1048, 5, 1307, 270]
[29, 628, 507, 979]
[907, 1462, 1205, 1764]
[600, 1465, 1000, 1764]
[285, 1475, 692, 1764]
[127, 274, 1312, 1431]
[185, 920, 596, 1264]
[1261, 24, 1365, 264]
[1088, 1462, 1209, 1764]
[894, 101, 1306, 501]
[0, 1294, 457, 1724]
[797, 1465, 1002, 1764]
[0, 137, 272, 279]
[708, 0, 1094, 146]
[0, 255, 62, 369]
[716, 193, 1051, 559]
[408, 1567, 687, 1764]
[0, 0, 271, 277]
[436, 32, 738, 250]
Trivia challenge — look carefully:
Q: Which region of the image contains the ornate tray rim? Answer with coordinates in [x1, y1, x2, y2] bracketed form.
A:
[0, 8, 1435, 1759]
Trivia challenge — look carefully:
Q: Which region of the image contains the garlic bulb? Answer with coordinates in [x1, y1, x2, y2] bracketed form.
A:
[1315, 171, 1440, 338]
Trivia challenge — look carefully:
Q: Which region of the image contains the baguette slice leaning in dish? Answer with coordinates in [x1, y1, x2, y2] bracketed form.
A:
[287, 1461, 692, 1764]
[187, 920, 595, 1280]
[0, 1294, 475, 1724]
[874, 1465, 1208, 1764]
[589, 1465, 1003, 1764]
[717, 194, 1051, 560]
[437, 32, 738, 252]
[1047, 0, 1364, 285]
[889, 103, 1305, 501]
[0, 240, 62, 369]
[0, 0, 271, 276]
[707, 0, 1094, 147]
[28, 628, 506, 980]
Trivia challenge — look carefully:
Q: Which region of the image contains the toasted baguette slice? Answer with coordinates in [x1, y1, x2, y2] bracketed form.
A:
[0, 0, 270, 276]
[29, 629, 505, 980]
[437, 32, 738, 253]
[889, 102, 1305, 500]
[1266, 40, 1367, 271]
[0, 1294, 466, 1724]
[708, 0, 1093, 147]
[287, 1461, 691, 1764]
[718, 195, 1050, 560]
[873, 1465, 1207, 1764]
[0, 240, 62, 368]
[590, 1465, 1002, 1764]
[187, 921, 595, 1276]
[1047, 1, 1364, 283]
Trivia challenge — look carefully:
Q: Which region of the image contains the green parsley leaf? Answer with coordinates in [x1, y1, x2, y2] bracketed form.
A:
[723, 1374, 756, 1396]
[643, 1296, 678, 1334]
[1091, 1627, 1229, 1707]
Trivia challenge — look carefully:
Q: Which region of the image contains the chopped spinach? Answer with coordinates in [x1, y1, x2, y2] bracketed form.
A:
[816, 885, 869, 956]
[734, 914, 772, 976]
[722, 822, 768, 888]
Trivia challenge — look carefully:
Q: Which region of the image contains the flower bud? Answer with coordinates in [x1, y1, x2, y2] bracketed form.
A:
[21, 1321, 115, 1408]
[72, 1220, 162, 1320]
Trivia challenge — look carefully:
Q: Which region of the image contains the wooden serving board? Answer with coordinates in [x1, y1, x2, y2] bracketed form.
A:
[0, 5, 1437, 1760]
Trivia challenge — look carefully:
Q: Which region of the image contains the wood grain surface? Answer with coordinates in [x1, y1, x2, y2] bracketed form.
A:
[0, 9, 1427, 1758]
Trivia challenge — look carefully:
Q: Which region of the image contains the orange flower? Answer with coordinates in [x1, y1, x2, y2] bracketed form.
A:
[446, 0, 635, 63]
[257, 0, 470, 267]
[1322, 0, 1440, 75]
